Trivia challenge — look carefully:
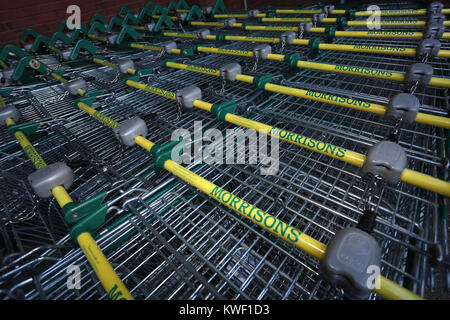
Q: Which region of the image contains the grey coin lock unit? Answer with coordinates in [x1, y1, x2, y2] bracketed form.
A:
[424, 23, 445, 39]
[113, 117, 148, 146]
[145, 23, 155, 32]
[323, 5, 334, 16]
[28, 162, 74, 198]
[386, 93, 420, 123]
[299, 21, 313, 34]
[224, 18, 236, 28]
[319, 227, 381, 299]
[312, 13, 326, 25]
[253, 44, 272, 60]
[220, 63, 242, 81]
[204, 6, 213, 15]
[106, 34, 119, 45]
[197, 29, 211, 40]
[178, 12, 187, 21]
[416, 39, 441, 60]
[428, 2, 443, 14]
[117, 59, 135, 75]
[161, 41, 177, 54]
[361, 141, 407, 185]
[248, 9, 260, 18]
[405, 63, 433, 89]
[0, 104, 22, 124]
[176, 85, 202, 110]
[60, 49, 73, 61]
[427, 13, 445, 26]
[280, 31, 296, 45]
[0, 68, 15, 84]
[64, 78, 87, 96]
[23, 43, 33, 52]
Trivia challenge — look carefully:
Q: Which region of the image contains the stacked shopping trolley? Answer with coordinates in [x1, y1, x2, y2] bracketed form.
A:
[0, 0, 449, 300]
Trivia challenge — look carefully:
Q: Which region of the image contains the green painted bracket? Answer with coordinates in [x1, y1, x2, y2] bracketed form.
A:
[180, 48, 194, 56]
[119, 6, 132, 16]
[153, 14, 174, 32]
[216, 34, 227, 41]
[138, 7, 153, 21]
[150, 137, 183, 168]
[88, 22, 107, 35]
[57, 20, 67, 32]
[162, 58, 177, 68]
[70, 40, 98, 60]
[78, 24, 90, 35]
[122, 12, 139, 26]
[167, 1, 176, 12]
[253, 74, 272, 90]
[309, 38, 321, 52]
[20, 28, 40, 43]
[241, 22, 255, 31]
[7, 120, 40, 136]
[210, 100, 237, 121]
[123, 75, 140, 85]
[85, 89, 105, 97]
[49, 32, 72, 47]
[144, 2, 155, 10]
[0, 45, 28, 61]
[136, 68, 153, 76]
[116, 26, 140, 45]
[90, 13, 106, 25]
[153, 5, 167, 15]
[336, 17, 348, 29]
[266, 11, 276, 18]
[186, 5, 202, 21]
[31, 35, 50, 52]
[283, 53, 301, 69]
[12, 56, 48, 81]
[51, 70, 66, 76]
[107, 16, 123, 31]
[67, 192, 108, 240]
[176, 0, 189, 10]
[73, 95, 97, 108]
[325, 27, 336, 42]
[345, 9, 356, 20]
[0, 88, 13, 97]
[212, 0, 227, 15]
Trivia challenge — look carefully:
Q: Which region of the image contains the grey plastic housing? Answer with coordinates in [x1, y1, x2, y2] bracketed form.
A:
[312, 13, 325, 24]
[220, 63, 242, 81]
[427, 13, 445, 25]
[416, 39, 441, 59]
[224, 18, 236, 28]
[253, 44, 272, 59]
[280, 31, 296, 45]
[319, 227, 381, 300]
[145, 23, 155, 32]
[405, 63, 433, 87]
[323, 5, 334, 15]
[60, 49, 73, 61]
[249, 9, 260, 18]
[197, 28, 211, 40]
[428, 2, 443, 14]
[0, 68, 15, 82]
[106, 34, 119, 45]
[113, 117, 148, 146]
[117, 59, 135, 74]
[204, 6, 213, 15]
[0, 104, 22, 125]
[362, 141, 407, 184]
[162, 41, 177, 53]
[386, 93, 420, 123]
[299, 21, 313, 33]
[28, 162, 74, 198]
[424, 23, 445, 39]
[64, 78, 87, 96]
[178, 12, 187, 21]
[176, 85, 202, 109]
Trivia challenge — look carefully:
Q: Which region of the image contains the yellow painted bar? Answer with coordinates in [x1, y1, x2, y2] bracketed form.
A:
[134, 135, 155, 151]
[232, 23, 243, 27]
[130, 25, 145, 30]
[347, 20, 427, 27]
[261, 17, 311, 23]
[152, 15, 178, 20]
[192, 99, 213, 112]
[439, 50, 450, 58]
[126, 80, 177, 99]
[292, 39, 310, 45]
[376, 277, 423, 300]
[267, 53, 285, 61]
[176, 9, 189, 13]
[77, 232, 134, 300]
[332, 10, 346, 14]
[163, 159, 327, 259]
[48, 45, 61, 53]
[50, 72, 68, 84]
[126, 68, 136, 75]
[224, 35, 280, 43]
[275, 9, 322, 14]
[317, 43, 417, 56]
[235, 74, 254, 84]
[164, 61, 221, 77]
[213, 14, 249, 18]
[163, 32, 197, 38]
[130, 43, 162, 52]
[88, 34, 107, 42]
[400, 169, 450, 197]
[170, 48, 181, 54]
[415, 113, 450, 129]
[0, 60, 7, 69]
[197, 46, 254, 57]
[244, 25, 298, 32]
[206, 35, 217, 40]
[14, 131, 47, 169]
[322, 18, 337, 23]
[355, 9, 427, 16]
[429, 77, 450, 88]
[77, 102, 119, 129]
[335, 31, 424, 39]
[93, 58, 117, 69]
[51, 185, 74, 208]
[191, 21, 224, 26]
[310, 27, 326, 33]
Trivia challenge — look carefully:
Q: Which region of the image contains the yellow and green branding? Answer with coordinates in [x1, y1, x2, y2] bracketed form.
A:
[185, 64, 220, 76]
[23, 145, 47, 169]
[353, 45, 406, 52]
[92, 111, 119, 129]
[304, 90, 372, 108]
[334, 65, 393, 77]
[143, 85, 176, 99]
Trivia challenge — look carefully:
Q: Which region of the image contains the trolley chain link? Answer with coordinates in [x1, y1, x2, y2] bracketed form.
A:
[251, 55, 259, 72]
[279, 38, 286, 53]
[358, 174, 382, 234]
